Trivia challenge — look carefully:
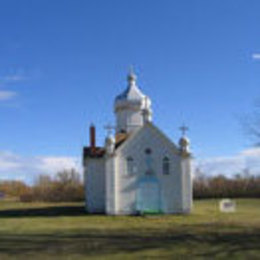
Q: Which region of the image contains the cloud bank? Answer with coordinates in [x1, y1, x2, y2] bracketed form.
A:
[196, 147, 260, 177]
[0, 151, 81, 184]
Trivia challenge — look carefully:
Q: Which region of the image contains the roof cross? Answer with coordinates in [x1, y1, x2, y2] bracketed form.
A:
[179, 124, 189, 136]
[129, 65, 134, 74]
[104, 123, 115, 136]
[127, 65, 137, 85]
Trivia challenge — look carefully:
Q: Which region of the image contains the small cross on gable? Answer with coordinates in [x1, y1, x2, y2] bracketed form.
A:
[104, 123, 115, 136]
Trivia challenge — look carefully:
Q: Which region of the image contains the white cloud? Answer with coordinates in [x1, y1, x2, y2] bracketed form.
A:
[240, 147, 260, 157]
[0, 90, 17, 101]
[0, 70, 27, 84]
[252, 53, 260, 60]
[0, 71, 28, 102]
[2, 75, 26, 82]
[196, 147, 260, 177]
[0, 151, 81, 184]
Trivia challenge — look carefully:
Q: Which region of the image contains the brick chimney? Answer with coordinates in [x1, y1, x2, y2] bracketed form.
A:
[90, 124, 96, 154]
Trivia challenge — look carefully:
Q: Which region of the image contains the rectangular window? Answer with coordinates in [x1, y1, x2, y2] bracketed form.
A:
[126, 157, 134, 175]
[163, 157, 170, 175]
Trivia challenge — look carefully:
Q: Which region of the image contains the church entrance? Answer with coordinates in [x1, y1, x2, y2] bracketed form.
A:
[136, 176, 161, 214]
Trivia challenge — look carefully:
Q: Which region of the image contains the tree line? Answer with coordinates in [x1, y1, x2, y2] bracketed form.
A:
[193, 171, 260, 199]
[0, 169, 84, 202]
[0, 169, 259, 202]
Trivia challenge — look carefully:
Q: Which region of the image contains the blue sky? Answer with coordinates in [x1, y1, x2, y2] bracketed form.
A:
[0, 0, 260, 183]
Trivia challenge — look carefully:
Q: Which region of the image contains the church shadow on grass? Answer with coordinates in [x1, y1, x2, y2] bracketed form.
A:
[0, 228, 259, 258]
[0, 205, 86, 218]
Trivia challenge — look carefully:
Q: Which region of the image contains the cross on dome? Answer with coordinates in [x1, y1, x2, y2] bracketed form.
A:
[127, 65, 137, 85]
[179, 124, 189, 136]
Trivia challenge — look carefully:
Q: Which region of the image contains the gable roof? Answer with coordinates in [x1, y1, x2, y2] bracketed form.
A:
[115, 133, 129, 148]
[83, 122, 181, 160]
[115, 122, 179, 155]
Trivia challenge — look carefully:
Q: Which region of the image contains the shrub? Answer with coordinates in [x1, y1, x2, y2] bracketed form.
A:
[20, 169, 84, 202]
[193, 174, 260, 199]
[0, 180, 29, 198]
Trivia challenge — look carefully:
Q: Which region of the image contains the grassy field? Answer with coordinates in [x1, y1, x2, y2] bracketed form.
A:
[0, 199, 259, 259]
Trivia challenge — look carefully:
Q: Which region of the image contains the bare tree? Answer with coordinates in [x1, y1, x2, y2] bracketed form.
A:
[20, 169, 84, 202]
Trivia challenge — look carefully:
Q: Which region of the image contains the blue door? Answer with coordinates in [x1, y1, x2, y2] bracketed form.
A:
[136, 176, 161, 214]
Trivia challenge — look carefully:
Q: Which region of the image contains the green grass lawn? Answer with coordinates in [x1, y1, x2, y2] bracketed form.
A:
[0, 199, 259, 259]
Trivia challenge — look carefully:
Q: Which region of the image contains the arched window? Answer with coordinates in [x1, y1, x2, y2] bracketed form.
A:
[126, 156, 134, 175]
[163, 156, 170, 175]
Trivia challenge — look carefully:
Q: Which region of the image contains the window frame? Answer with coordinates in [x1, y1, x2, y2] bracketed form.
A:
[162, 156, 170, 175]
[126, 156, 134, 175]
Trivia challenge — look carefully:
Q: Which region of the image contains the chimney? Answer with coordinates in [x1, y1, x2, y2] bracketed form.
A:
[90, 124, 96, 154]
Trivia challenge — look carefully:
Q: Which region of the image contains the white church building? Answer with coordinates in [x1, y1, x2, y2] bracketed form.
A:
[83, 71, 192, 215]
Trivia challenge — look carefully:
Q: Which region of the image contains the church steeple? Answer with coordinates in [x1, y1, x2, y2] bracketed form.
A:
[114, 70, 152, 134]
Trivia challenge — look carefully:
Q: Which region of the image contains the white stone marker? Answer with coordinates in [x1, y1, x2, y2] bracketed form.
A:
[219, 199, 236, 213]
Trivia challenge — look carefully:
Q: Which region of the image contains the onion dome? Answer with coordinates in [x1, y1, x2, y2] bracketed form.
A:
[178, 125, 191, 156]
[105, 134, 115, 155]
[114, 70, 151, 112]
[105, 135, 115, 145]
[179, 136, 190, 148]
